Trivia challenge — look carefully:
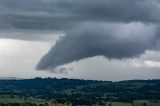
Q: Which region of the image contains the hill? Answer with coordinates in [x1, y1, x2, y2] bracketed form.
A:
[0, 78, 160, 105]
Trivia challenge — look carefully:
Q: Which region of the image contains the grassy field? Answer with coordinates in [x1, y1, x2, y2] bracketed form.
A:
[109, 102, 132, 106]
[0, 95, 71, 106]
[0, 95, 43, 103]
[0, 95, 160, 106]
[0, 95, 132, 106]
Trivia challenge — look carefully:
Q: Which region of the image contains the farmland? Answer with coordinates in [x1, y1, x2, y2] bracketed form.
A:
[0, 78, 160, 106]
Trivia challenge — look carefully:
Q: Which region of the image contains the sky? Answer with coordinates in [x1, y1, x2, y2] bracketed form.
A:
[0, 0, 160, 81]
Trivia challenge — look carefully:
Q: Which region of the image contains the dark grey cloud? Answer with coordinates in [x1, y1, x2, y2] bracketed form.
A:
[0, 0, 160, 31]
[0, 0, 160, 71]
[36, 22, 159, 70]
[0, 29, 63, 41]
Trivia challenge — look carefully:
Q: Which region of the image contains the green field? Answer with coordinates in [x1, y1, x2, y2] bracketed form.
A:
[94, 102, 132, 106]
[108, 102, 131, 106]
[1, 95, 160, 106]
[0, 96, 132, 106]
[0, 95, 131, 106]
[0, 95, 70, 106]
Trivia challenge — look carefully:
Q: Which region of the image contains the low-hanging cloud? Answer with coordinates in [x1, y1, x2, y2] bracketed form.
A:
[36, 22, 160, 70]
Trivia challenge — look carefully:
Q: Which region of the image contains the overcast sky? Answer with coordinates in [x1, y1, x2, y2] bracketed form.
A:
[0, 0, 160, 81]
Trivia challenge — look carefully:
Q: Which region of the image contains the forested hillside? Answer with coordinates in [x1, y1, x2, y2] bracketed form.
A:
[0, 78, 160, 105]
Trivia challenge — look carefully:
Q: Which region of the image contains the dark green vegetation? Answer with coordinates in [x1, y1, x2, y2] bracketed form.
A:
[0, 78, 160, 106]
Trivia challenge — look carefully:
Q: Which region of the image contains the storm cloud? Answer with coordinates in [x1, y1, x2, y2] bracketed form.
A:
[0, 0, 160, 31]
[37, 22, 160, 70]
[0, 0, 160, 71]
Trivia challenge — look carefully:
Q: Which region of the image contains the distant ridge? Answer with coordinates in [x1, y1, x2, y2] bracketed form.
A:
[0, 77, 160, 103]
[0, 77, 23, 80]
